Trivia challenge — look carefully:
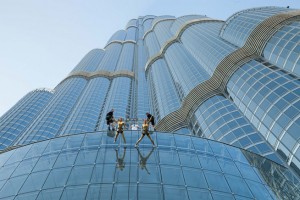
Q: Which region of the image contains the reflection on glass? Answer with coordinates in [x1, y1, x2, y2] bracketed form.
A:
[115, 147, 126, 171]
[137, 147, 154, 174]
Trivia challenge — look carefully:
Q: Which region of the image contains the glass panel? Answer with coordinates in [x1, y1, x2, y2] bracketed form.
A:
[0, 163, 19, 180]
[33, 153, 59, 172]
[204, 170, 231, 193]
[53, 150, 78, 168]
[5, 145, 31, 165]
[163, 185, 189, 200]
[246, 180, 273, 199]
[60, 185, 88, 200]
[0, 150, 14, 167]
[211, 191, 235, 200]
[14, 192, 39, 200]
[82, 133, 102, 147]
[37, 188, 63, 200]
[161, 166, 184, 185]
[187, 188, 212, 200]
[24, 140, 49, 159]
[138, 184, 163, 200]
[75, 148, 98, 165]
[178, 150, 201, 168]
[67, 165, 94, 185]
[91, 164, 115, 183]
[159, 148, 179, 165]
[86, 184, 112, 199]
[198, 154, 221, 172]
[0, 175, 27, 198]
[226, 175, 253, 198]
[217, 157, 241, 176]
[112, 184, 130, 200]
[192, 138, 212, 153]
[183, 167, 207, 188]
[235, 162, 261, 182]
[19, 170, 49, 193]
[11, 157, 39, 177]
[139, 164, 161, 183]
[43, 167, 72, 189]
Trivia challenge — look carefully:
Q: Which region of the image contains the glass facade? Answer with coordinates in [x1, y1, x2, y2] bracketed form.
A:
[0, 6, 300, 199]
[0, 89, 53, 150]
[263, 21, 300, 76]
[0, 132, 299, 200]
[227, 59, 300, 174]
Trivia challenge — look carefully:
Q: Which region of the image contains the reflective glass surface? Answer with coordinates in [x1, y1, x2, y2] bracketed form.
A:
[97, 77, 132, 130]
[106, 30, 126, 44]
[97, 43, 123, 71]
[181, 22, 236, 76]
[115, 43, 135, 71]
[0, 90, 53, 150]
[263, 21, 300, 76]
[191, 95, 282, 163]
[148, 59, 181, 120]
[164, 42, 210, 96]
[17, 78, 87, 145]
[71, 49, 105, 73]
[170, 15, 206, 35]
[60, 77, 110, 135]
[153, 20, 174, 47]
[0, 131, 299, 199]
[221, 7, 290, 47]
[227, 59, 300, 174]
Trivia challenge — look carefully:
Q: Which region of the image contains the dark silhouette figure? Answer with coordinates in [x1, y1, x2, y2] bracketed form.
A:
[106, 109, 115, 131]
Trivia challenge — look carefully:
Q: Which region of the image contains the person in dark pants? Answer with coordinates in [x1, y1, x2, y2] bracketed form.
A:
[146, 112, 155, 130]
[106, 109, 114, 131]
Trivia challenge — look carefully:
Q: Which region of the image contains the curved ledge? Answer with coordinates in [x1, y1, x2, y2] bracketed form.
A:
[126, 25, 138, 29]
[155, 10, 300, 132]
[104, 40, 136, 48]
[145, 18, 223, 73]
[220, 6, 278, 37]
[62, 70, 135, 82]
[142, 18, 176, 39]
[142, 16, 156, 24]
[34, 88, 55, 94]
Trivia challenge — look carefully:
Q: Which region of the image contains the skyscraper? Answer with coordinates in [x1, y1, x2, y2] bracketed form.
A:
[0, 6, 299, 199]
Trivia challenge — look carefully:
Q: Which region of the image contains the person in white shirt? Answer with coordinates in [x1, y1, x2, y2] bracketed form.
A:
[131, 124, 139, 130]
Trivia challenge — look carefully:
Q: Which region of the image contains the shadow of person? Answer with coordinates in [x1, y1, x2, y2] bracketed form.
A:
[115, 147, 126, 171]
[136, 147, 155, 174]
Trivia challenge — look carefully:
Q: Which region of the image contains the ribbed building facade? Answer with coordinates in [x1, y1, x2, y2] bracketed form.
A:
[0, 6, 299, 199]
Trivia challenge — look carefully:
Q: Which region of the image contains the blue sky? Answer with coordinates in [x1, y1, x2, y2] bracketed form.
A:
[0, 0, 299, 116]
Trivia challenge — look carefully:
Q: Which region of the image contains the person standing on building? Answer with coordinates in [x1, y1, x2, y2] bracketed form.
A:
[114, 117, 126, 144]
[135, 119, 155, 147]
[106, 109, 115, 131]
[146, 112, 155, 130]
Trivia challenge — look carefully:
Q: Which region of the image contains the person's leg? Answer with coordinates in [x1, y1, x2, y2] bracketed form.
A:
[121, 132, 126, 144]
[111, 120, 115, 131]
[107, 120, 111, 130]
[114, 132, 120, 143]
[146, 134, 155, 146]
[135, 134, 145, 146]
[151, 121, 156, 131]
